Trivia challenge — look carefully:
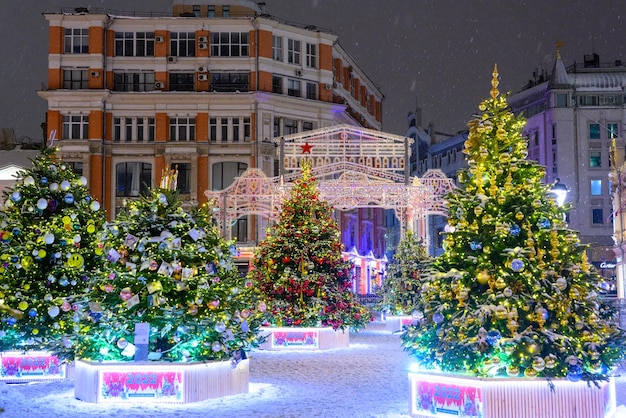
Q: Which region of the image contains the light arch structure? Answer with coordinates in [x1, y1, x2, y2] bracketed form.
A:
[204, 125, 456, 247]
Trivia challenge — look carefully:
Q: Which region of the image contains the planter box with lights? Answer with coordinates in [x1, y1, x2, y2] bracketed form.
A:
[0, 351, 66, 382]
[385, 315, 414, 332]
[408, 371, 615, 418]
[259, 327, 349, 350]
[74, 359, 249, 403]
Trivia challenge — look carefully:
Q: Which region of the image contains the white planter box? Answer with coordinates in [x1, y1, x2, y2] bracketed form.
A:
[74, 359, 249, 403]
[408, 371, 616, 418]
[385, 315, 414, 332]
[0, 351, 66, 383]
[259, 327, 349, 350]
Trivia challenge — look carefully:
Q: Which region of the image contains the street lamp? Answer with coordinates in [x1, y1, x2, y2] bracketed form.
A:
[550, 178, 568, 207]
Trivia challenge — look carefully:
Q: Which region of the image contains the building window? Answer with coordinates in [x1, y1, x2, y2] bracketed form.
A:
[551, 123, 557, 145]
[533, 131, 539, 146]
[114, 117, 155, 142]
[273, 117, 281, 138]
[591, 179, 602, 196]
[113, 72, 155, 92]
[169, 117, 195, 141]
[589, 123, 601, 140]
[192, 5, 200, 17]
[222, 5, 230, 17]
[62, 115, 89, 139]
[211, 72, 249, 92]
[212, 162, 247, 189]
[67, 161, 83, 175]
[208, 5, 215, 17]
[63, 69, 88, 89]
[172, 163, 191, 193]
[210, 32, 249, 57]
[64, 28, 89, 53]
[272, 75, 283, 94]
[116, 162, 151, 197]
[592, 208, 604, 224]
[284, 118, 297, 135]
[306, 82, 317, 100]
[305, 42, 317, 68]
[287, 79, 301, 97]
[170, 32, 196, 57]
[210, 118, 217, 141]
[115, 32, 155, 57]
[169, 73, 195, 91]
[589, 151, 601, 168]
[287, 39, 301, 65]
[272, 35, 283, 61]
[607, 123, 619, 139]
[303, 121, 313, 131]
[243, 117, 251, 141]
[555, 93, 568, 108]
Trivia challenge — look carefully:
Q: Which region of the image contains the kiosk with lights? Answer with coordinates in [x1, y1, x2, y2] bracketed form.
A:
[72, 168, 263, 403]
[401, 66, 624, 418]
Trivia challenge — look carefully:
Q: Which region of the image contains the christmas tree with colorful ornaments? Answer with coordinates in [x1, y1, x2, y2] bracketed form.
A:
[250, 161, 371, 331]
[401, 66, 626, 383]
[73, 167, 264, 363]
[0, 147, 105, 360]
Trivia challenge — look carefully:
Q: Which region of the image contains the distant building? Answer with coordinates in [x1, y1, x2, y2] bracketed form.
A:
[37, 0, 384, 250]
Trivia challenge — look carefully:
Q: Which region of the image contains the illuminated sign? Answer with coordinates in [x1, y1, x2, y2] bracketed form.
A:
[270, 330, 319, 349]
[0, 352, 65, 380]
[410, 374, 483, 417]
[100, 370, 183, 402]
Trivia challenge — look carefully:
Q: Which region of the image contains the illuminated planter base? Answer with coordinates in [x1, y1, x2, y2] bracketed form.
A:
[385, 315, 414, 332]
[74, 359, 249, 403]
[408, 371, 616, 418]
[259, 327, 349, 350]
[0, 351, 66, 383]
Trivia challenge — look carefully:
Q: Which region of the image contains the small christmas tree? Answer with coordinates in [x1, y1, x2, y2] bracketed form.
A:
[73, 167, 263, 362]
[250, 161, 371, 331]
[402, 66, 626, 383]
[375, 230, 430, 316]
[0, 147, 105, 360]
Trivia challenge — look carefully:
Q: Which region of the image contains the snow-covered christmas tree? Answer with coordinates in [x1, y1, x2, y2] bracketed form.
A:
[0, 147, 105, 360]
[375, 230, 430, 316]
[250, 160, 371, 331]
[402, 66, 625, 383]
[73, 167, 264, 363]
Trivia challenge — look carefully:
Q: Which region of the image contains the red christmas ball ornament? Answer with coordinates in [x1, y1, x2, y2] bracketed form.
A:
[282, 256, 291, 263]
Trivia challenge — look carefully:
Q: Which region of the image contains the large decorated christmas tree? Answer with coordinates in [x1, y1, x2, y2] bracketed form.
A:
[0, 147, 105, 360]
[250, 161, 371, 331]
[375, 230, 430, 316]
[73, 168, 264, 363]
[402, 66, 625, 383]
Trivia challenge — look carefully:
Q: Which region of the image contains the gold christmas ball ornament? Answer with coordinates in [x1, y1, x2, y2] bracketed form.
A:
[532, 356, 546, 372]
[497, 195, 506, 205]
[515, 212, 524, 221]
[477, 270, 490, 285]
[506, 365, 520, 377]
[544, 354, 557, 369]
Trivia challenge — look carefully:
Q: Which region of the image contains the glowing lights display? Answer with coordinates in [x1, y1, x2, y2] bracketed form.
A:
[0, 351, 65, 382]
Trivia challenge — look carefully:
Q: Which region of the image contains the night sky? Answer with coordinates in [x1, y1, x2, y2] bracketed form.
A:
[1, 0, 624, 141]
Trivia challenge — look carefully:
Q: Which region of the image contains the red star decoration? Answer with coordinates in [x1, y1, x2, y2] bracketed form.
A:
[300, 141, 313, 154]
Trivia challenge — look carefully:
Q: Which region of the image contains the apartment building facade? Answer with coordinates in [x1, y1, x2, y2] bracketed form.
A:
[38, 1, 383, 245]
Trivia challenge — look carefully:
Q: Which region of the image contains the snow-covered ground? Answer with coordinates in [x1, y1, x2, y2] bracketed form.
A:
[1, 318, 625, 418]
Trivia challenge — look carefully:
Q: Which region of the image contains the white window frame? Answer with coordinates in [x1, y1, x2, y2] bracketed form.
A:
[63, 69, 88, 89]
[272, 35, 283, 61]
[114, 117, 155, 142]
[64, 28, 89, 54]
[115, 31, 155, 57]
[170, 32, 196, 57]
[305, 42, 317, 68]
[169, 117, 196, 141]
[62, 115, 89, 139]
[287, 39, 301, 65]
[210, 32, 249, 57]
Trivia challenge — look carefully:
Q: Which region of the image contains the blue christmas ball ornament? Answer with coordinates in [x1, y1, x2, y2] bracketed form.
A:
[538, 217, 551, 229]
[470, 241, 482, 250]
[511, 258, 524, 272]
[40, 177, 48, 185]
[64, 193, 75, 204]
[7, 317, 17, 325]
[433, 312, 444, 324]
[28, 308, 37, 318]
[10, 191, 21, 202]
[510, 224, 521, 236]
[567, 364, 583, 382]
[486, 329, 502, 345]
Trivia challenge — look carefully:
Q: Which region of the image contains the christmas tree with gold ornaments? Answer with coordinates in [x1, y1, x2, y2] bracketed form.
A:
[73, 167, 264, 363]
[375, 230, 431, 316]
[249, 160, 371, 331]
[401, 66, 626, 383]
[0, 146, 105, 360]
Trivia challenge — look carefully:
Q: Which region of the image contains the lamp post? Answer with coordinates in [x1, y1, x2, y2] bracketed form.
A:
[550, 178, 568, 207]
